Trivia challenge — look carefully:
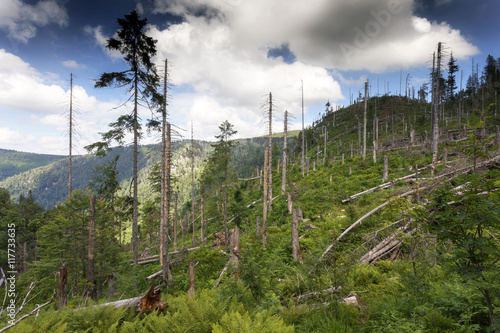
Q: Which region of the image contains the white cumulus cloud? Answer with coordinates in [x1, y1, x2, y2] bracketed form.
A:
[0, 0, 68, 43]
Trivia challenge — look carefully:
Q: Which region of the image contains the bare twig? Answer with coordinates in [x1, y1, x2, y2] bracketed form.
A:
[0, 292, 55, 333]
[14, 281, 36, 317]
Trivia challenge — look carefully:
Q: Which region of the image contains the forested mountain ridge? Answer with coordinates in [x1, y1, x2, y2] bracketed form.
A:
[0, 149, 65, 181]
[0, 137, 293, 209]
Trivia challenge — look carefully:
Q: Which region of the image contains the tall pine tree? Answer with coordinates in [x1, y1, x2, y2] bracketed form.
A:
[85, 10, 161, 268]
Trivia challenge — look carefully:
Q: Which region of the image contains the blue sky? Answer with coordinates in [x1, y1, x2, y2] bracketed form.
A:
[0, 0, 497, 154]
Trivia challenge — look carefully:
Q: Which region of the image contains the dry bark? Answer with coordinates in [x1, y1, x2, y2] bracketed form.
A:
[100, 285, 168, 313]
[57, 264, 67, 310]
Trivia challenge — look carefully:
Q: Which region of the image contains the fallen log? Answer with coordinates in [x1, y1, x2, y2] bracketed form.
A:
[292, 286, 342, 303]
[100, 285, 168, 313]
[360, 223, 414, 264]
[321, 188, 420, 260]
[134, 246, 200, 265]
[342, 166, 428, 204]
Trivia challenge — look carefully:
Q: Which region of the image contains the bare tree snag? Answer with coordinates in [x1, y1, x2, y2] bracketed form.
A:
[263, 147, 268, 247]
[191, 123, 196, 247]
[88, 194, 96, 299]
[230, 226, 240, 276]
[288, 193, 293, 214]
[256, 216, 261, 237]
[383, 155, 388, 182]
[292, 209, 300, 261]
[301, 80, 305, 177]
[282, 110, 288, 195]
[432, 42, 442, 175]
[163, 122, 172, 284]
[174, 194, 178, 252]
[200, 197, 204, 242]
[68, 73, 73, 198]
[188, 259, 195, 297]
[57, 264, 67, 310]
[107, 273, 116, 300]
[363, 80, 368, 159]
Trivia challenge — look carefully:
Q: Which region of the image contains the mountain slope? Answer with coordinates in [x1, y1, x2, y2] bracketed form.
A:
[0, 149, 65, 181]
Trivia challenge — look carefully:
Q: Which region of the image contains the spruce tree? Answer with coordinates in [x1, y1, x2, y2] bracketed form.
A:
[85, 10, 161, 268]
[447, 52, 459, 100]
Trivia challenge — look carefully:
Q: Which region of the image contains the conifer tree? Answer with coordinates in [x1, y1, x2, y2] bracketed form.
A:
[447, 52, 459, 100]
[85, 10, 161, 267]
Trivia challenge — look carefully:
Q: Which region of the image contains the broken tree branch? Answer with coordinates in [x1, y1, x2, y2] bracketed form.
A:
[321, 188, 420, 260]
[0, 292, 55, 333]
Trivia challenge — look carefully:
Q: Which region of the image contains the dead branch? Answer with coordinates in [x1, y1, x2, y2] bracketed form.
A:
[238, 176, 261, 182]
[360, 222, 413, 264]
[0, 268, 7, 319]
[134, 246, 200, 265]
[292, 286, 342, 303]
[213, 258, 231, 288]
[0, 292, 55, 333]
[321, 188, 420, 260]
[342, 166, 427, 204]
[14, 281, 36, 317]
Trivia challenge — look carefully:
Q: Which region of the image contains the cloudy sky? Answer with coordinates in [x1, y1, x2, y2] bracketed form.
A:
[0, 0, 496, 154]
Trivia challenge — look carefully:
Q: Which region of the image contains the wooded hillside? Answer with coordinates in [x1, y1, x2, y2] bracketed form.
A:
[0, 42, 499, 332]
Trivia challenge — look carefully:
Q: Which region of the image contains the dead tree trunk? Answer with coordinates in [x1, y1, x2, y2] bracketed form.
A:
[363, 80, 368, 159]
[230, 226, 240, 276]
[301, 81, 305, 177]
[256, 216, 261, 237]
[88, 194, 96, 299]
[200, 197, 204, 242]
[100, 285, 168, 313]
[432, 42, 442, 174]
[383, 155, 388, 181]
[57, 264, 67, 310]
[188, 259, 195, 297]
[68, 73, 73, 198]
[263, 147, 268, 247]
[282, 110, 288, 195]
[292, 209, 300, 261]
[268, 92, 273, 212]
[162, 122, 172, 284]
[173, 194, 178, 252]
